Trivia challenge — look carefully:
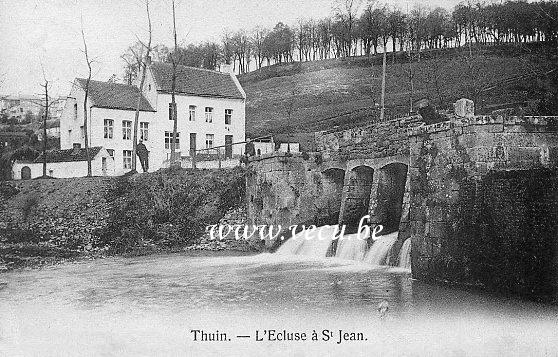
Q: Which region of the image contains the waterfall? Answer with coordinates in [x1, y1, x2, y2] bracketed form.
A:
[275, 226, 403, 268]
[335, 231, 369, 261]
[398, 238, 411, 269]
[363, 232, 399, 265]
[276, 225, 338, 257]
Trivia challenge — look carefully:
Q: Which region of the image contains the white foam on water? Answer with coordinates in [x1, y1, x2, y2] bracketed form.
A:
[335, 231, 369, 261]
[275, 225, 338, 257]
[363, 231, 399, 265]
[398, 238, 412, 270]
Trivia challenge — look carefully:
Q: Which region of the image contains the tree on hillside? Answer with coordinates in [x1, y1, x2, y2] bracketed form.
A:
[251, 26, 268, 69]
[387, 8, 407, 60]
[409, 5, 428, 61]
[332, 0, 364, 57]
[222, 30, 235, 65]
[317, 18, 333, 60]
[263, 23, 295, 64]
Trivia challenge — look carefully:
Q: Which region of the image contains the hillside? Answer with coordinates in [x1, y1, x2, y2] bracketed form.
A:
[239, 43, 558, 139]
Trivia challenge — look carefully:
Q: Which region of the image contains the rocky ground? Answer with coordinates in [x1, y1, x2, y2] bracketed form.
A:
[0, 168, 258, 272]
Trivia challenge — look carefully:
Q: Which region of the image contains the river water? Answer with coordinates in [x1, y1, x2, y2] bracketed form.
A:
[1, 251, 557, 356]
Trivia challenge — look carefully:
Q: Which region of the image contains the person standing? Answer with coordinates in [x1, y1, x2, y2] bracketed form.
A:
[136, 140, 149, 172]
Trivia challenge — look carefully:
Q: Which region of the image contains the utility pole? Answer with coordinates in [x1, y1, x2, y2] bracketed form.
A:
[380, 40, 387, 121]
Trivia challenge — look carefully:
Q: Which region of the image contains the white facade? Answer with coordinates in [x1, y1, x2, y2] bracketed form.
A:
[58, 64, 246, 177]
[12, 148, 114, 180]
[142, 66, 246, 168]
[60, 83, 156, 175]
[252, 142, 300, 156]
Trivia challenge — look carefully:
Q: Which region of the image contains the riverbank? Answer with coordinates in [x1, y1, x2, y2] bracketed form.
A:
[0, 167, 261, 271]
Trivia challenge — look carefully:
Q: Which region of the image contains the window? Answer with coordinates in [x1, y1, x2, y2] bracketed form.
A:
[189, 105, 196, 121]
[165, 131, 180, 149]
[205, 134, 214, 149]
[73, 103, 78, 120]
[122, 120, 132, 140]
[123, 150, 132, 169]
[148, 84, 151, 91]
[140, 122, 149, 141]
[225, 109, 233, 125]
[168, 103, 176, 121]
[205, 107, 213, 123]
[104, 119, 114, 139]
[80, 125, 84, 138]
[106, 149, 114, 158]
[73, 143, 81, 149]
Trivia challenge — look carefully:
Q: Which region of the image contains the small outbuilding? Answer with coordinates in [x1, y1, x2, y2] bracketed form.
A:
[12, 146, 114, 180]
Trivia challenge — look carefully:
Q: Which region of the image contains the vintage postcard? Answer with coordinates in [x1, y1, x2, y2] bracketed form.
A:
[1, 0, 557, 356]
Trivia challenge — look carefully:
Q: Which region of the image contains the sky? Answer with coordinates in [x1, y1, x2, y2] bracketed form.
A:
[0, 0, 461, 97]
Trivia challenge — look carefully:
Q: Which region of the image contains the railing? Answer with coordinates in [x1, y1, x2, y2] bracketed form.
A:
[183, 135, 273, 169]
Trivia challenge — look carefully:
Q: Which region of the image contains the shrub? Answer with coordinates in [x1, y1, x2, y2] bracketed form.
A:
[96, 167, 247, 254]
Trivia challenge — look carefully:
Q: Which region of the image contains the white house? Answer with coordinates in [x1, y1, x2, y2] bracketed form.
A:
[60, 79, 156, 176]
[143, 60, 246, 167]
[56, 60, 246, 176]
[12, 146, 114, 180]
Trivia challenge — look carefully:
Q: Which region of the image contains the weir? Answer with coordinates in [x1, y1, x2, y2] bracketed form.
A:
[246, 103, 558, 294]
[275, 226, 407, 269]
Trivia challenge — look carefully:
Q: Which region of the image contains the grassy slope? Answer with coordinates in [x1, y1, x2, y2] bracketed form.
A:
[240, 44, 557, 139]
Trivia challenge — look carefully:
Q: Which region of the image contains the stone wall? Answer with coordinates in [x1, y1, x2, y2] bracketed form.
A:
[408, 115, 558, 294]
[246, 152, 340, 248]
[247, 116, 423, 249]
[315, 115, 422, 162]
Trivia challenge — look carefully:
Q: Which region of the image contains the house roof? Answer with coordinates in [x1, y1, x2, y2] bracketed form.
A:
[149, 62, 245, 99]
[75, 79, 155, 112]
[34, 146, 103, 163]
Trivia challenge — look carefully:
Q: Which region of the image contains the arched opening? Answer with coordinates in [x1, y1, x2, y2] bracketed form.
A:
[21, 166, 31, 180]
[341, 165, 374, 233]
[317, 168, 345, 225]
[375, 163, 408, 234]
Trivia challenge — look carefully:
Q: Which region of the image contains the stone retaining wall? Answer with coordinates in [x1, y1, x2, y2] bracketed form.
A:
[408, 115, 558, 286]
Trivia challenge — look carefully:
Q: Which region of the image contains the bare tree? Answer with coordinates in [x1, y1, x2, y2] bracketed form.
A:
[132, 0, 152, 172]
[332, 0, 364, 57]
[170, 0, 180, 166]
[38, 65, 50, 178]
[121, 42, 147, 85]
[81, 16, 93, 177]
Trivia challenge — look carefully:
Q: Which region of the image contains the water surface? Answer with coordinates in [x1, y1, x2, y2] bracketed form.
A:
[1, 251, 557, 356]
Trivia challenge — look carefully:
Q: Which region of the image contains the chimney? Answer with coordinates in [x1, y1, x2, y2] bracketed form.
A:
[220, 63, 233, 74]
